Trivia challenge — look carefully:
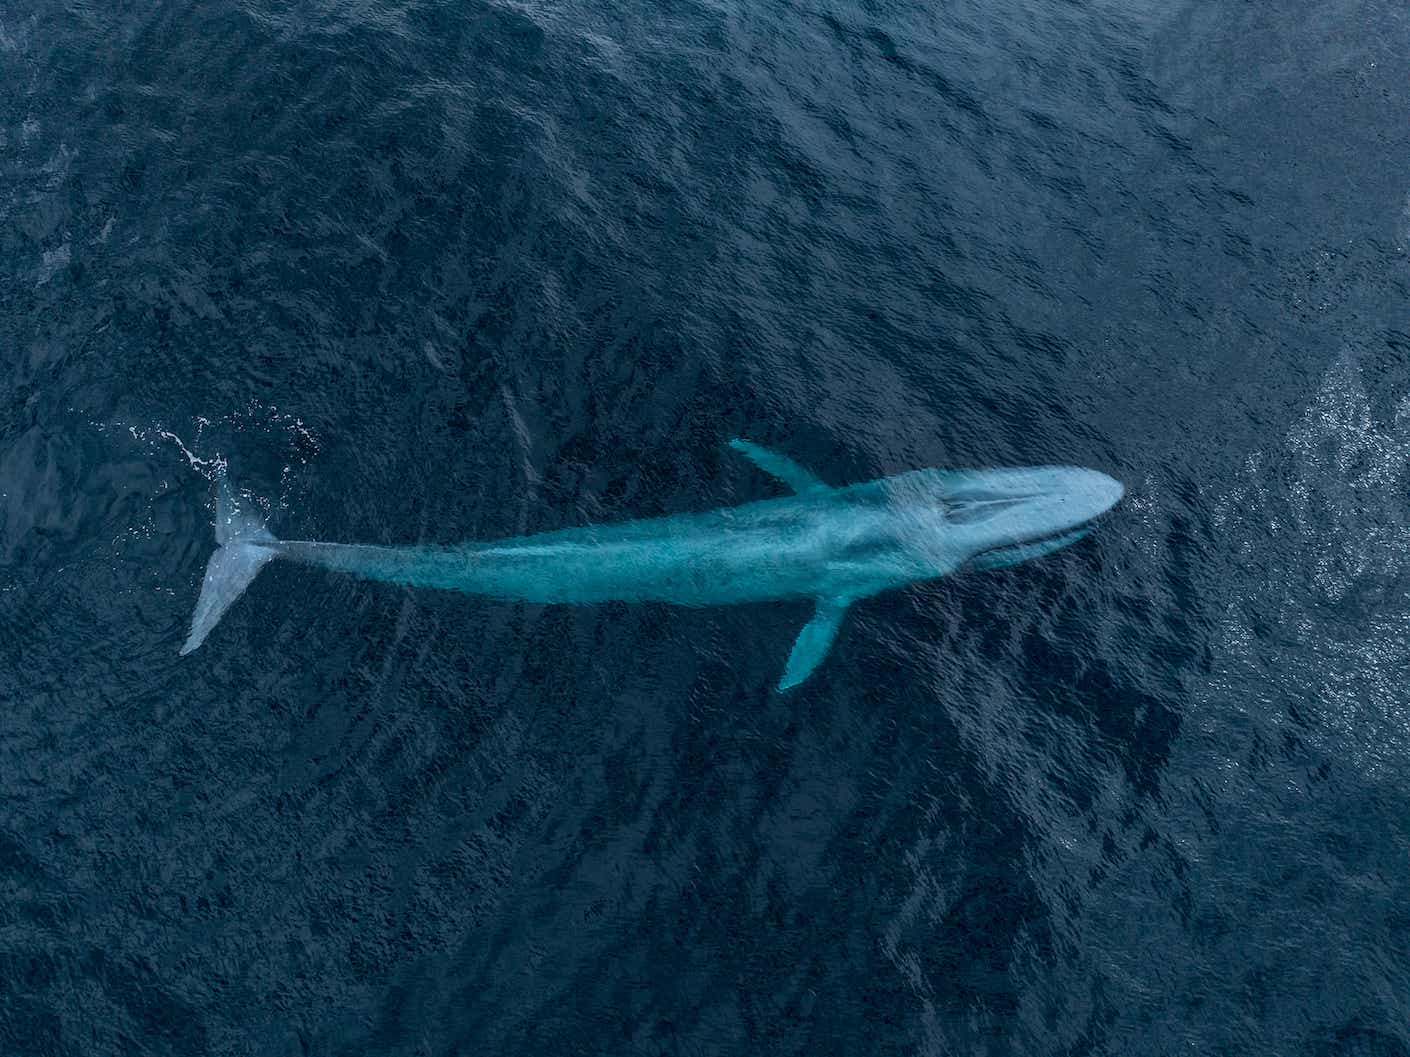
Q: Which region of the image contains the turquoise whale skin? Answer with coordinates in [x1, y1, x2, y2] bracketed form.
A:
[181, 440, 1124, 690]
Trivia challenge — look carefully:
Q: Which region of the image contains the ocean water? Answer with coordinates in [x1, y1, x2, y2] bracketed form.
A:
[3, 0, 1410, 1053]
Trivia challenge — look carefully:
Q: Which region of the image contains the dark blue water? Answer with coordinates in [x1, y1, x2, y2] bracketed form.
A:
[5, 1, 1410, 1053]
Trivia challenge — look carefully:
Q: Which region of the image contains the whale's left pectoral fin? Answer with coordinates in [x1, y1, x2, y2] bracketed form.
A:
[728, 438, 829, 494]
[778, 598, 850, 691]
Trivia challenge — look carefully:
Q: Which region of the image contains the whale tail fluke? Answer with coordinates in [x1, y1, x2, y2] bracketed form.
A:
[179, 472, 279, 655]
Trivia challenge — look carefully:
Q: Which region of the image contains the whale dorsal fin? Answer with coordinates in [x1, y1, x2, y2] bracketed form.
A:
[728, 438, 828, 494]
[778, 597, 850, 691]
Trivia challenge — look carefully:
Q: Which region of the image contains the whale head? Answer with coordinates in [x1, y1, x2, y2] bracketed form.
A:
[882, 465, 1124, 574]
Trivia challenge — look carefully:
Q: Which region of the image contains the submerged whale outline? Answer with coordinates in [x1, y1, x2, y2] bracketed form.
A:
[180, 439, 1123, 689]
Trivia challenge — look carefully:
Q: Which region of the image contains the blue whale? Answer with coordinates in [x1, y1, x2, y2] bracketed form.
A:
[181, 440, 1123, 689]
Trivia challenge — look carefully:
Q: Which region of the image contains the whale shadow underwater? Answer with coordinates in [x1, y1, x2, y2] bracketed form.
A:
[180, 439, 1124, 690]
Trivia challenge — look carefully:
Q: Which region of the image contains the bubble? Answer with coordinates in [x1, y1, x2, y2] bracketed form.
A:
[93, 400, 322, 504]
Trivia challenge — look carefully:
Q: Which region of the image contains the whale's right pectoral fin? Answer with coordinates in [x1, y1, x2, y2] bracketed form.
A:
[778, 598, 850, 691]
[728, 438, 829, 495]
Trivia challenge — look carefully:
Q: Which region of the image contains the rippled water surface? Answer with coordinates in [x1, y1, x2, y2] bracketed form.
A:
[4, 0, 1410, 1053]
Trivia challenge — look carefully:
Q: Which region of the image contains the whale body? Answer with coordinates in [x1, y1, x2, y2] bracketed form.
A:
[181, 439, 1123, 689]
